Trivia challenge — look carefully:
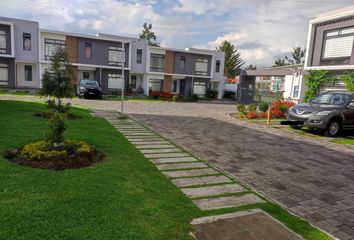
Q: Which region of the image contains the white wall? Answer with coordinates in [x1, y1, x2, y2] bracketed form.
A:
[283, 74, 304, 103]
[39, 32, 66, 62]
[16, 62, 37, 88]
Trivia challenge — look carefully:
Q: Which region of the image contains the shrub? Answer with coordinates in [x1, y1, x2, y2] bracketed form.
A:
[188, 94, 199, 102]
[248, 103, 257, 112]
[246, 112, 259, 119]
[223, 91, 236, 99]
[258, 102, 269, 112]
[259, 112, 268, 118]
[237, 104, 246, 115]
[172, 95, 179, 102]
[207, 89, 218, 99]
[270, 99, 295, 118]
[47, 112, 67, 144]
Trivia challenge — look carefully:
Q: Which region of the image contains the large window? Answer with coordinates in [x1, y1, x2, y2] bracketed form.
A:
[193, 81, 206, 96]
[25, 65, 32, 81]
[85, 42, 92, 59]
[0, 64, 8, 85]
[172, 80, 178, 93]
[150, 54, 165, 72]
[136, 49, 142, 64]
[215, 60, 220, 73]
[23, 33, 31, 51]
[180, 56, 186, 69]
[0, 30, 6, 54]
[108, 73, 123, 89]
[108, 46, 124, 66]
[149, 79, 163, 92]
[323, 27, 354, 61]
[44, 38, 65, 60]
[195, 58, 209, 76]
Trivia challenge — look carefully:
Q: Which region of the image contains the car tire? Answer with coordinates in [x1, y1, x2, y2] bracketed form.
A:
[290, 125, 302, 130]
[324, 119, 342, 137]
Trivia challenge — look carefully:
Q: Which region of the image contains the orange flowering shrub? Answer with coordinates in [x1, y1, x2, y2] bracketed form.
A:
[270, 100, 295, 118]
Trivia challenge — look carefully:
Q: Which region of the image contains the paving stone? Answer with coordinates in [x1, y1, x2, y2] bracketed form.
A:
[136, 144, 175, 149]
[132, 141, 170, 145]
[157, 162, 208, 170]
[116, 128, 147, 131]
[120, 131, 152, 134]
[152, 156, 198, 164]
[140, 148, 182, 154]
[122, 132, 156, 136]
[193, 193, 265, 210]
[163, 168, 219, 178]
[181, 184, 245, 198]
[144, 152, 190, 158]
[172, 175, 232, 187]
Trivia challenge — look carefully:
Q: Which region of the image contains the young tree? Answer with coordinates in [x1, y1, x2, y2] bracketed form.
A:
[216, 40, 245, 78]
[273, 47, 305, 67]
[245, 64, 257, 70]
[139, 23, 159, 46]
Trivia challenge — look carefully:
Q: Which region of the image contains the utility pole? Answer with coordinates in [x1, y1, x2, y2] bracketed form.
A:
[121, 40, 125, 115]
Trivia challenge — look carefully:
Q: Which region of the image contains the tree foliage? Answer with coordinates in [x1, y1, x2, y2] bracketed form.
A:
[273, 47, 305, 67]
[340, 71, 354, 92]
[245, 64, 257, 70]
[216, 40, 245, 78]
[304, 70, 336, 102]
[139, 23, 159, 46]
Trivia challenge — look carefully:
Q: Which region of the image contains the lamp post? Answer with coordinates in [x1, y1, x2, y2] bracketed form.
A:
[121, 40, 125, 116]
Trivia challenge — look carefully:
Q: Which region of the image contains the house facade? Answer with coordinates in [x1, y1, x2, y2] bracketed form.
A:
[0, 16, 225, 99]
[305, 5, 354, 92]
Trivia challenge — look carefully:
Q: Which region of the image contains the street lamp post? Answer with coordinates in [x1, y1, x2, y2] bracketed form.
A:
[121, 40, 125, 116]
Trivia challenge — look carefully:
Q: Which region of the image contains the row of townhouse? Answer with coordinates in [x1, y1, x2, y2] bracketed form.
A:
[0, 17, 225, 99]
[239, 5, 354, 104]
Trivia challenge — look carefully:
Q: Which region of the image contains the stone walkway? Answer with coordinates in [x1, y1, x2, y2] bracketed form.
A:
[92, 110, 308, 240]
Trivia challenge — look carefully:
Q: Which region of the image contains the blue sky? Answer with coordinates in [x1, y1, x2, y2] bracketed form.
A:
[1, 0, 354, 67]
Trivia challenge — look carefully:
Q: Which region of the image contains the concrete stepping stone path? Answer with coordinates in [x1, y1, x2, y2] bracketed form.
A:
[163, 168, 219, 178]
[144, 152, 190, 158]
[172, 175, 233, 187]
[181, 184, 245, 198]
[136, 144, 175, 149]
[140, 148, 182, 154]
[157, 162, 208, 170]
[132, 141, 171, 145]
[152, 157, 198, 164]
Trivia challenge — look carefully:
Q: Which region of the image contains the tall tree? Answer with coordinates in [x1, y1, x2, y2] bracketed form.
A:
[273, 47, 305, 67]
[245, 64, 257, 70]
[139, 23, 159, 46]
[216, 40, 245, 78]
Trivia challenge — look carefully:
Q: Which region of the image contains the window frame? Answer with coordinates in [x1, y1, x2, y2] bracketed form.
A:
[84, 42, 92, 59]
[0, 63, 8, 85]
[292, 85, 299, 98]
[215, 60, 221, 73]
[107, 73, 123, 89]
[180, 56, 186, 69]
[0, 30, 6, 54]
[44, 38, 66, 60]
[136, 49, 142, 64]
[193, 81, 207, 96]
[24, 65, 32, 81]
[322, 26, 354, 62]
[108, 46, 124, 66]
[195, 58, 209, 76]
[23, 33, 31, 51]
[150, 54, 165, 72]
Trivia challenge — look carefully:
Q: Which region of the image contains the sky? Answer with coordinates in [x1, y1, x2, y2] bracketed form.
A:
[2, 0, 354, 67]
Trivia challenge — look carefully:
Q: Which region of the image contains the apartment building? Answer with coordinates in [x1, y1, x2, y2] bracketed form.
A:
[305, 5, 354, 91]
[0, 16, 225, 99]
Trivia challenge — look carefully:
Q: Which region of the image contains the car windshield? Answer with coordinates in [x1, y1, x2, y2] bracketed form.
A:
[311, 93, 349, 106]
[81, 80, 98, 86]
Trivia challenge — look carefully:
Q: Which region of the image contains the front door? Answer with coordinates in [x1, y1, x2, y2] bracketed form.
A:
[180, 80, 185, 96]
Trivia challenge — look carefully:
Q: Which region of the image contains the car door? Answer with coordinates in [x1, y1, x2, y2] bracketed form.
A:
[343, 97, 354, 127]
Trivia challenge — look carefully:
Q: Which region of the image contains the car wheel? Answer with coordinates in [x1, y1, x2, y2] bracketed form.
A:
[290, 125, 302, 130]
[324, 119, 342, 137]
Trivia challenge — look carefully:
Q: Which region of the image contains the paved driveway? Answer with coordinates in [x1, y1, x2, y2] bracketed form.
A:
[2, 96, 354, 239]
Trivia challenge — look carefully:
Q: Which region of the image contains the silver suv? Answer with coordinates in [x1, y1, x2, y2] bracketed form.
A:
[287, 91, 354, 137]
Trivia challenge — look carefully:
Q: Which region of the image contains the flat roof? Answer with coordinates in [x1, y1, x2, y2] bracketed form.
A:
[149, 46, 217, 56]
[242, 64, 304, 77]
[311, 5, 354, 24]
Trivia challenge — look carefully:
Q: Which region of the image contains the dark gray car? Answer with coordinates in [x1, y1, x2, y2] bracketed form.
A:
[287, 91, 354, 137]
[76, 80, 103, 99]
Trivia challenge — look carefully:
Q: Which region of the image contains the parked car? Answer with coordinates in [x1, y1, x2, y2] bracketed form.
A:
[76, 80, 103, 99]
[287, 91, 354, 137]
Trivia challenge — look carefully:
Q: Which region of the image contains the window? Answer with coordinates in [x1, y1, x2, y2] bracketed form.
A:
[24, 65, 32, 81]
[83, 72, 90, 79]
[150, 54, 165, 72]
[108, 73, 123, 89]
[149, 79, 163, 92]
[0, 30, 6, 54]
[0, 64, 8, 85]
[109, 46, 124, 66]
[215, 60, 220, 73]
[323, 27, 354, 60]
[44, 38, 65, 60]
[23, 33, 31, 51]
[130, 75, 137, 88]
[172, 80, 178, 93]
[85, 42, 92, 59]
[180, 56, 185, 69]
[292, 86, 299, 98]
[193, 81, 206, 96]
[195, 58, 209, 76]
[136, 49, 142, 64]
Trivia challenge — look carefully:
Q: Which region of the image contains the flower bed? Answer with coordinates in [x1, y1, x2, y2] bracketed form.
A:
[6, 140, 105, 170]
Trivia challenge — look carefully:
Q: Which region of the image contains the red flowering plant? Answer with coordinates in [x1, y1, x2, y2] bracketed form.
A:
[245, 111, 259, 119]
[270, 99, 295, 118]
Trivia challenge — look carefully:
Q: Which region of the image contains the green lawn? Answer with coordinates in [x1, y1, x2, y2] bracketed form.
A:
[332, 138, 354, 145]
[0, 100, 200, 240]
[0, 100, 332, 240]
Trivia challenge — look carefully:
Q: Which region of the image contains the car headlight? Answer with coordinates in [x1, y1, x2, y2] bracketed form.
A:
[315, 111, 332, 116]
[79, 87, 86, 91]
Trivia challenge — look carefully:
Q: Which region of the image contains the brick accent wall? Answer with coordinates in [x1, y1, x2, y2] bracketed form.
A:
[163, 75, 172, 93]
[71, 66, 78, 84]
[165, 50, 175, 73]
[66, 36, 78, 63]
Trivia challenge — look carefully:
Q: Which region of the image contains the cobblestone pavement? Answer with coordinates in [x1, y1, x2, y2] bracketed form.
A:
[3, 95, 354, 239]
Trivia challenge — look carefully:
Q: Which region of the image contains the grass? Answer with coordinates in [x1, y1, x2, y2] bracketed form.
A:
[0, 100, 333, 240]
[332, 138, 354, 145]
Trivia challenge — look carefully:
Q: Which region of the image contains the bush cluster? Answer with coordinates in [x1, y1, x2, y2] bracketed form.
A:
[238, 100, 295, 120]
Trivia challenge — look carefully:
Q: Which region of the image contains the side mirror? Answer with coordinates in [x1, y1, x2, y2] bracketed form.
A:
[349, 102, 354, 108]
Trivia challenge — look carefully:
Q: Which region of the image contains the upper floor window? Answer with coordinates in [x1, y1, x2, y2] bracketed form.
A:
[0, 31, 6, 54]
[108, 46, 124, 66]
[25, 65, 32, 81]
[323, 27, 354, 61]
[215, 60, 220, 73]
[136, 49, 142, 64]
[85, 42, 92, 59]
[23, 33, 31, 51]
[44, 38, 65, 60]
[180, 56, 186, 69]
[150, 54, 165, 72]
[195, 58, 209, 76]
